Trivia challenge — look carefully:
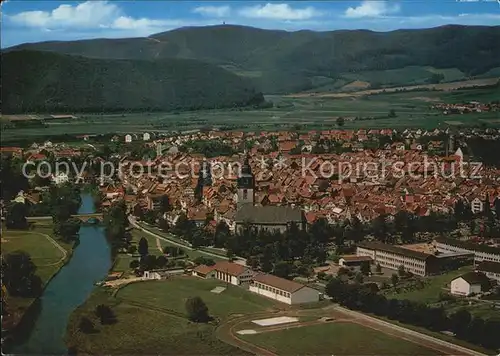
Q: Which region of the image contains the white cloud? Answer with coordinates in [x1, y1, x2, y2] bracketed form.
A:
[345, 1, 400, 18]
[239, 3, 322, 20]
[193, 5, 231, 17]
[9, 1, 121, 28]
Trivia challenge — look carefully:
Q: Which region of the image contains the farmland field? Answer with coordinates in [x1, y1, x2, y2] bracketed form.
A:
[238, 321, 442, 355]
[2, 85, 498, 145]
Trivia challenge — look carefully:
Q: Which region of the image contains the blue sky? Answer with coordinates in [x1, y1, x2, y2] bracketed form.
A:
[1, 0, 499, 48]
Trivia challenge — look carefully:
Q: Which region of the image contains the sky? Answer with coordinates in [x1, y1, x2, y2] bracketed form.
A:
[1, 0, 499, 48]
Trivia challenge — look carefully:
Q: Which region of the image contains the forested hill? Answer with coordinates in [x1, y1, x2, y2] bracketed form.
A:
[1, 50, 265, 114]
[6, 24, 500, 93]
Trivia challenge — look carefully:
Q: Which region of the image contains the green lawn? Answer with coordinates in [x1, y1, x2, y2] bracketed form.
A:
[116, 277, 279, 319]
[65, 289, 249, 355]
[2, 222, 74, 285]
[389, 267, 473, 303]
[239, 321, 442, 355]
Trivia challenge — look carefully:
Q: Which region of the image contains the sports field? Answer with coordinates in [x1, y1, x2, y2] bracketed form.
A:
[2, 222, 74, 285]
[116, 276, 279, 319]
[239, 321, 442, 355]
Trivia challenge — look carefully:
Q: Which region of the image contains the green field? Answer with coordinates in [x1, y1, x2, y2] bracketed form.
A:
[2, 86, 498, 144]
[239, 321, 442, 355]
[65, 289, 249, 355]
[2, 222, 74, 285]
[116, 277, 279, 319]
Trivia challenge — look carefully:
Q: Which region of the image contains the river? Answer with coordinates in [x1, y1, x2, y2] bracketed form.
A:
[13, 193, 111, 354]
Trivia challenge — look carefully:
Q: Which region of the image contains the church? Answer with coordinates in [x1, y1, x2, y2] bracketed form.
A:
[234, 154, 306, 233]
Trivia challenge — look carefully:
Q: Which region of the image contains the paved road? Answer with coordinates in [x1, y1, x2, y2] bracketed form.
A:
[335, 306, 487, 356]
[128, 216, 230, 260]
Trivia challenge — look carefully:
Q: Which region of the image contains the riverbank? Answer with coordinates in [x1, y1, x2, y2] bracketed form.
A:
[2, 220, 76, 337]
[9, 194, 112, 354]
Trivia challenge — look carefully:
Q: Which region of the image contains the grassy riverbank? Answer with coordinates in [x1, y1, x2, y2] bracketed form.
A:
[2, 220, 76, 336]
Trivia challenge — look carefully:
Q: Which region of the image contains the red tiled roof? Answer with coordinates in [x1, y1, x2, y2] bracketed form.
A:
[213, 261, 249, 276]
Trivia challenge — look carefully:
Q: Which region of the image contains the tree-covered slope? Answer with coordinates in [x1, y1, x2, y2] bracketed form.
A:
[5, 24, 500, 94]
[1, 50, 264, 114]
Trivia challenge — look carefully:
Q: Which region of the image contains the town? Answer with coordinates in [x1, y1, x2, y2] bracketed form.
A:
[2, 124, 500, 355]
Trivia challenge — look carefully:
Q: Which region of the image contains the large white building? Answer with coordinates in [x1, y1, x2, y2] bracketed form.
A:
[435, 237, 500, 264]
[192, 261, 254, 286]
[356, 241, 437, 276]
[249, 273, 320, 305]
[451, 272, 490, 296]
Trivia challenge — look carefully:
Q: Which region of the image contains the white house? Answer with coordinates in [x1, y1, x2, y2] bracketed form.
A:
[249, 273, 320, 305]
[143, 132, 151, 141]
[476, 261, 500, 283]
[192, 261, 254, 286]
[143, 270, 171, 280]
[450, 272, 490, 296]
[125, 134, 132, 143]
[470, 198, 484, 214]
[53, 172, 69, 185]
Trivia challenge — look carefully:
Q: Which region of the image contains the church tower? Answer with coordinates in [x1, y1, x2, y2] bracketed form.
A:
[237, 153, 254, 208]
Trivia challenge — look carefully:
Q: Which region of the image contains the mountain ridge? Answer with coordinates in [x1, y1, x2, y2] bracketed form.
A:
[4, 24, 500, 94]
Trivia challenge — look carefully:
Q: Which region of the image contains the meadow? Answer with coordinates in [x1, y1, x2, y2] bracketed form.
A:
[2, 86, 498, 144]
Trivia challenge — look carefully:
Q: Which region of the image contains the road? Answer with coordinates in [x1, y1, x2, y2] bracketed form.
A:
[128, 216, 230, 261]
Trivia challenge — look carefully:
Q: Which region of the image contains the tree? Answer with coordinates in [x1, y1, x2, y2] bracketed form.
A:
[354, 272, 364, 284]
[360, 262, 371, 276]
[397, 265, 406, 277]
[140, 254, 157, 270]
[138, 237, 149, 256]
[388, 109, 397, 118]
[156, 255, 168, 268]
[5, 202, 28, 229]
[273, 261, 293, 279]
[2, 251, 42, 297]
[129, 260, 140, 269]
[185, 296, 210, 322]
[78, 317, 95, 333]
[391, 273, 399, 287]
[94, 304, 116, 325]
[160, 195, 171, 213]
[127, 245, 137, 254]
[449, 309, 472, 338]
[336, 117, 345, 127]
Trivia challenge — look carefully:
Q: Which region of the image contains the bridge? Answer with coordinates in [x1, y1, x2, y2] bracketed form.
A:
[27, 213, 103, 223]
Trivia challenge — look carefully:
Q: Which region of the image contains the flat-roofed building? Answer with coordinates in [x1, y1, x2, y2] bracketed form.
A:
[249, 273, 320, 305]
[435, 237, 500, 264]
[356, 241, 437, 276]
[476, 261, 500, 283]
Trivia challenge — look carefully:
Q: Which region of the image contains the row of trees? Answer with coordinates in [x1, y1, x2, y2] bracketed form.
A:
[325, 278, 500, 350]
[104, 200, 130, 255]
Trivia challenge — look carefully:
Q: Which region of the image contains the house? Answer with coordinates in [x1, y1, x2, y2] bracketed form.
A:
[249, 273, 320, 305]
[192, 264, 217, 279]
[143, 270, 171, 280]
[235, 205, 305, 233]
[125, 134, 132, 143]
[192, 261, 254, 286]
[450, 272, 490, 296]
[357, 241, 438, 276]
[470, 198, 484, 214]
[476, 261, 500, 283]
[339, 255, 372, 269]
[52, 172, 69, 185]
[143, 132, 151, 141]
